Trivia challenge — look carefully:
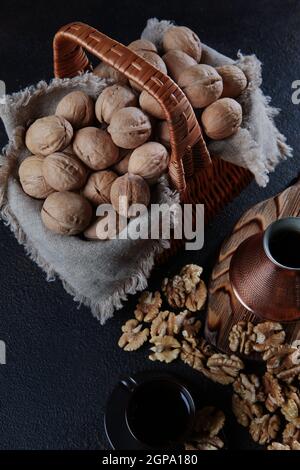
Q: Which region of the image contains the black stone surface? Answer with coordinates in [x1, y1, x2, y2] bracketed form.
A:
[0, 0, 299, 450]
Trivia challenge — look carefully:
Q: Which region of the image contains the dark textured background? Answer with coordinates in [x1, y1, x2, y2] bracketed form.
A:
[0, 0, 299, 450]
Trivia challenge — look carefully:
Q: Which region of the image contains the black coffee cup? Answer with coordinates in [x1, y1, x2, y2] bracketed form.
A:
[121, 375, 195, 449]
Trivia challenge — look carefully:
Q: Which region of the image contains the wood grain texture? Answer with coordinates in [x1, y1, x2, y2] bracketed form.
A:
[205, 178, 300, 358]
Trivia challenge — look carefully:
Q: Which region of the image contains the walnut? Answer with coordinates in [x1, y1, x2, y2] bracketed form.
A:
[267, 442, 291, 450]
[185, 435, 224, 451]
[108, 107, 152, 149]
[249, 414, 281, 445]
[134, 291, 162, 322]
[150, 311, 170, 337]
[149, 335, 181, 363]
[252, 321, 286, 354]
[128, 142, 169, 185]
[216, 65, 248, 99]
[162, 26, 202, 62]
[182, 316, 202, 339]
[73, 127, 120, 170]
[156, 120, 170, 148]
[283, 423, 300, 446]
[162, 50, 197, 82]
[281, 387, 300, 424]
[128, 39, 157, 53]
[167, 310, 190, 335]
[202, 354, 244, 385]
[95, 84, 138, 124]
[185, 280, 207, 312]
[129, 51, 167, 92]
[180, 264, 203, 293]
[180, 340, 205, 371]
[25, 115, 73, 156]
[139, 91, 165, 120]
[18, 155, 54, 199]
[93, 62, 128, 85]
[83, 212, 128, 241]
[118, 319, 149, 351]
[194, 406, 225, 437]
[228, 321, 255, 355]
[232, 393, 263, 427]
[82, 170, 118, 206]
[41, 191, 92, 236]
[42, 152, 88, 191]
[162, 265, 207, 312]
[178, 64, 223, 109]
[263, 344, 300, 382]
[262, 372, 285, 412]
[110, 173, 150, 218]
[55, 91, 95, 129]
[233, 373, 265, 404]
[201, 98, 242, 140]
[112, 151, 132, 175]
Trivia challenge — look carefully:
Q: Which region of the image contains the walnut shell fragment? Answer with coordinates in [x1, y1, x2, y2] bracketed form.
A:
[118, 319, 149, 351]
[149, 335, 181, 363]
[134, 291, 162, 323]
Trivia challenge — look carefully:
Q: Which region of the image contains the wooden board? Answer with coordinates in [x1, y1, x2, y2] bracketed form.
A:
[205, 178, 300, 358]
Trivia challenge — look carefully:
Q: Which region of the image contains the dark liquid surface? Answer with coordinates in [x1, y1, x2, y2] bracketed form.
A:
[268, 229, 300, 269]
[127, 380, 191, 447]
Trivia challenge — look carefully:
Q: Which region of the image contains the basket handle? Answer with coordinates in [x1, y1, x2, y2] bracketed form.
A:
[53, 22, 211, 193]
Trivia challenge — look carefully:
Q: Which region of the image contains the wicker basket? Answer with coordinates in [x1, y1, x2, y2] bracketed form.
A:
[53, 22, 252, 260]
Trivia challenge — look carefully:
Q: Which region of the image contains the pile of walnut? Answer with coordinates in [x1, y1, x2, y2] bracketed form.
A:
[118, 263, 300, 451]
[229, 320, 300, 450]
[19, 24, 247, 238]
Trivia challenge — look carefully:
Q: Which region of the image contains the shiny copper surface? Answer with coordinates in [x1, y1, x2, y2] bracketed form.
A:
[230, 232, 300, 322]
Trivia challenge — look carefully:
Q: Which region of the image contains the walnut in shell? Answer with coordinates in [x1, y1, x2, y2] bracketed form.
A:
[178, 64, 223, 108]
[228, 321, 255, 355]
[73, 127, 120, 170]
[162, 50, 197, 82]
[201, 98, 242, 140]
[25, 115, 73, 156]
[42, 152, 88, 191]
[112, 151, 132, 175]
[216, 65, 248, 99]
[82, 170, 118, 206]
[156, 120, 170, 148]
[162, 26, 202, 62]
[93, 62, 128, 85]
[118, 319, 149, 352]
[139, 91, 165, 120]
[129, 50, 167, 91]
[108, 107, 152, 149]
[18, 155, 54, 199]
[232, 393, 263, 427]
[134, 291, 162, 322]
[128, 39, 157, 53]
[41, 191, 92, 236]
[84, 212, 128, 241]
[55, 91, 95, 129]
[149, 335, 181, 363]
[95, 84, 138, 124]
[128, 141, 169, 184]
[249, 414, 281, 445]
[110, 173, 150, 218]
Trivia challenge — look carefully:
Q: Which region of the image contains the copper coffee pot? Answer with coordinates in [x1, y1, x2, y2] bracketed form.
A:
[229, 217, 300, 322]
